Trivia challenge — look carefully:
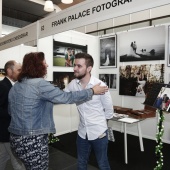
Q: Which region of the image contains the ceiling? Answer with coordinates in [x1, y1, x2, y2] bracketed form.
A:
[2, 0, 85, 28]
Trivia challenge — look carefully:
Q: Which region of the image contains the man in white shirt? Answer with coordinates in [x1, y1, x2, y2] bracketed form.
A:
[65, 53, 113, 170]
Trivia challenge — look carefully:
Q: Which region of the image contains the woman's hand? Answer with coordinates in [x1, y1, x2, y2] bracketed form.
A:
[92, 83, 108, 95]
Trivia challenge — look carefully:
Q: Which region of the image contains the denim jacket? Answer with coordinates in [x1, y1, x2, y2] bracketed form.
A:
[8, 78, 93, 136]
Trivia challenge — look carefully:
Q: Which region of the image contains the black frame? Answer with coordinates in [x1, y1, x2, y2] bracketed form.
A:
[168, 25, 170, 67]
[53, 40, 87, 67]
[99, 74, 117, 90]
[53, 72, 74, 90]
[99, 35, 117, 68]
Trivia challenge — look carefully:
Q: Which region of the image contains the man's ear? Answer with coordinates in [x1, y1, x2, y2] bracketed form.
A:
[7, 68, 12, 76]
[87, 66, 92, 73]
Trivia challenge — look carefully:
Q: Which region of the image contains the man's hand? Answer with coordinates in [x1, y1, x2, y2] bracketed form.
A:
[92, 83, 108, 95]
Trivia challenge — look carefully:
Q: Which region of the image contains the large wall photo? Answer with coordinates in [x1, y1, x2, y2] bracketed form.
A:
[119, 26, 165, 62]
[168, 25, 170, 66]
[119, 64, 164, 97]
[53, 40, 87, 67]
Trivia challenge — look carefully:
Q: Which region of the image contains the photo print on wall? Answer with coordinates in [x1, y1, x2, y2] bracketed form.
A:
[99, 35, 117, 68]
[119, 64, 164, 97]
[53, 72, 74, 90]
[53, 40, 87, 67]
[119, 26, 165, 62]
[99, 74, 117, 90]
[168, 25, 170, 66]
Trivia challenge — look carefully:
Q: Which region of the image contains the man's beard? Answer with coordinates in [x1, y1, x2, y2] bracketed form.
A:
[74, 72, 86, 80]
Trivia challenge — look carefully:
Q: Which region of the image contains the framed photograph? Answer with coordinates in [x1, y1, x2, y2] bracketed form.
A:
[99, 74, 117, 90]
[119, 64, 164, 97]
[0, 69, 5, 80]
[53, 40, 87, 67]
[168, 26, 170, 66]
[99, 35, 117, 68]
[53, 72, 74, 90]
[144, 83, 170, 113]
[119, 26, 165, 62]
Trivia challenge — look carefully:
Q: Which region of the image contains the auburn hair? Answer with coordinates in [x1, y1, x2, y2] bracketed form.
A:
[18, 52, 46, 82]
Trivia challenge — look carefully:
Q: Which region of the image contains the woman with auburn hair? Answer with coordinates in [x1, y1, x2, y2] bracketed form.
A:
[8, 52, 108, 170]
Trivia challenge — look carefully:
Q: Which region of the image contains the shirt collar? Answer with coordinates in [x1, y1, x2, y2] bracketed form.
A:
[76, 75, 95, 86]
[6, 76, 15, 86]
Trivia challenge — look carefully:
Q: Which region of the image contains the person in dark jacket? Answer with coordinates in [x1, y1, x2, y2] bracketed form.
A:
[0, 60, 25, 170]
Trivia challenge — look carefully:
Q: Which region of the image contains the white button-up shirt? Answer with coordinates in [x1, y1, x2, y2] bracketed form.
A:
[64, 75, 113, 140]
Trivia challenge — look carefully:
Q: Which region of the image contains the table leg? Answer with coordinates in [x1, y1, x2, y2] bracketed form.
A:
[124, 123, 128, 164]
[121, 122, 124, 133]
[137, 122, 144, 151]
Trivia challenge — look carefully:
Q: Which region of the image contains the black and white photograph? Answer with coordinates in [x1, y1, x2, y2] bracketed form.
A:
[53, 40, 87, 67]
[53, 72, 74, 90]
[100, 35, 117, 68]
[168, 25, 170, 66]
[119, 64, 164, 97]
[119, 26, 165, 62]
[99, 74, 117, 90]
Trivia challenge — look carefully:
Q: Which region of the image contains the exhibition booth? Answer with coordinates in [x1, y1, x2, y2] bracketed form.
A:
[0, 0, 170, 144]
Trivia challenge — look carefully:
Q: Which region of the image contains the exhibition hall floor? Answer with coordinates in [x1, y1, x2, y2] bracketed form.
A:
[5, 145, 97, 170]
[6, 131, 170, 170]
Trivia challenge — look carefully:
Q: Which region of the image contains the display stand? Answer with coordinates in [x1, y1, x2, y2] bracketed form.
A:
[143, 83, 170, 170]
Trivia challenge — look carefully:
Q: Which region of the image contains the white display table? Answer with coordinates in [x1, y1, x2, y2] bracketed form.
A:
[109, 115, 145, 164]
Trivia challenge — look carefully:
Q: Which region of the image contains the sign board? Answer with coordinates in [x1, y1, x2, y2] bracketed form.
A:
[0, 0, 170, 50]
[0, 23, 37, 51]
[39, 0, 170, 38]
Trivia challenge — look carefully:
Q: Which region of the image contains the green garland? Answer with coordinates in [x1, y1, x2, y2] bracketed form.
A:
[154, 109, 165, 170]
[48, 133, 60, 144]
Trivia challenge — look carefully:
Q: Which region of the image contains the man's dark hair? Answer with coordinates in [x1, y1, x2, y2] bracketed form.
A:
[75, 53, 94, 67]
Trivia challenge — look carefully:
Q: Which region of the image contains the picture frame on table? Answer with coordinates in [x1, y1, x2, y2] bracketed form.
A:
[99, 35, 117, 68]
[143, 83, 170, 113]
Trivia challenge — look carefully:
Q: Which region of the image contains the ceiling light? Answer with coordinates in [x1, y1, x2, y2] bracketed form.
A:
[61, 0, 73, 4]
[44, 0, 54, 12]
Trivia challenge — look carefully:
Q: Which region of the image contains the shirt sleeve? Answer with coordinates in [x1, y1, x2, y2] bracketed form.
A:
[100, 90, 114, 119]
[38, 80, 93, 104]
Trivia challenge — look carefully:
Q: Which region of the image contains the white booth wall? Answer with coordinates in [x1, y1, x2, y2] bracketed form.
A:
[38, 29, 170, 143]
[0, 45, 37, 67]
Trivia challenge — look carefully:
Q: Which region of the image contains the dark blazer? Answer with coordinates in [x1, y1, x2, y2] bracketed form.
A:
[0, 77, 12, 142]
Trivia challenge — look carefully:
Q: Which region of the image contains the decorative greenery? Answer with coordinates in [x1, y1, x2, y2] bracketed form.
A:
[48, 133, 59, 144]
[154, 109, 165, 170]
